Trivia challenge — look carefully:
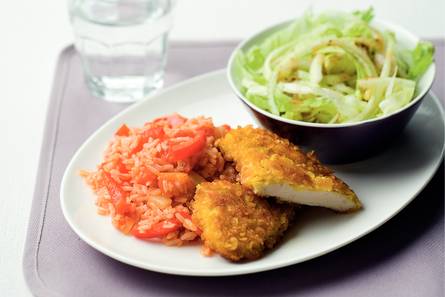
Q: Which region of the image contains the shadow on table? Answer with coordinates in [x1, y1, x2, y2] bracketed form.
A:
[96, 163, 443, 297]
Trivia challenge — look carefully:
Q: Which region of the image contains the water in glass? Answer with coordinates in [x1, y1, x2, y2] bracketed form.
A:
[69, 0, 174, 102]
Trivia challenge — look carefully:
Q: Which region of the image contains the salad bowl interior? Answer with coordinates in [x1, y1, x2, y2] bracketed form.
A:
[227, 16, 436, 163]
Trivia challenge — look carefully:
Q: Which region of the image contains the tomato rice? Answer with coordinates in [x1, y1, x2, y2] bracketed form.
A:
[80, 114, 230, 246]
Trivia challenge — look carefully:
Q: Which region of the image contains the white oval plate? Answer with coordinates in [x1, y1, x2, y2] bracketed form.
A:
[61, 70, 444, 276]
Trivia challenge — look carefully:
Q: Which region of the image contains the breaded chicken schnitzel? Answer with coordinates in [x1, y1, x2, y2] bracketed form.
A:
[216, 126, 361, 212]
[191, 180, 294, 261]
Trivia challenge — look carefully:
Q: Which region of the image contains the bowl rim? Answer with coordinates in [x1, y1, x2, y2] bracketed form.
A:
[227, 18, 436, 128]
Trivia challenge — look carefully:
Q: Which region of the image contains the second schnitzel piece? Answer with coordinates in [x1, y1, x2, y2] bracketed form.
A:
[191, 180, 293, 261]
[216, 126, 361, 212]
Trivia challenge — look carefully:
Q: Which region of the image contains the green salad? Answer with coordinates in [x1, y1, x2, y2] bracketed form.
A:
[233, 8, 434, 124]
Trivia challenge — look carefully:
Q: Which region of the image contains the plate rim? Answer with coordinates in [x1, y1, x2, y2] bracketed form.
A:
[60, 70, 445, 276]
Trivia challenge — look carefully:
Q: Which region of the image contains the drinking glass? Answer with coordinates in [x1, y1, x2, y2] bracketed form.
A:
[68, 0, 175, 103]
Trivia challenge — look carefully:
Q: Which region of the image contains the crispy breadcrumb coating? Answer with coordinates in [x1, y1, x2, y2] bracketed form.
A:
[216, 126, 361, 212]
[191, 180, 294, 261]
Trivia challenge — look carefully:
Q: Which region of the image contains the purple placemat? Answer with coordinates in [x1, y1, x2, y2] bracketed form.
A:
[24, 41, 444, 297]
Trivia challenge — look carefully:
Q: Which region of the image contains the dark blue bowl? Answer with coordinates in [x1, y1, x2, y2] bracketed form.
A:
[227, 19, 436, 164]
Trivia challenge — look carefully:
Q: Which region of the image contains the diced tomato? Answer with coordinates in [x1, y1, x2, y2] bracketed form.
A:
[129, 127, 165, 156]
[143, 126, 165, 140]
[103, 171, 132, 215]
[103, 172, 125, 202]
[115, 124, 130, 137]
[129, 136, 145, 155]
[166, 130, 206, 162]
[158, 172, 195, 197]
[125, 126, 166, 157]
[132, 218, 182, 239]
[115, 197, 133, 214]
[117, 161, 128, 173]
[222, 124, 231, 131]
[172, 129, 195, 138]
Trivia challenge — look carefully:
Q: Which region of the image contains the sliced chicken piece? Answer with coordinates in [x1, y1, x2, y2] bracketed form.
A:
[191, 180, 294, 261]
[216, 126, 361, 212]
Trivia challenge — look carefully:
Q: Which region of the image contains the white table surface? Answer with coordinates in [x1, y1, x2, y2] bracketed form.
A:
[1, 0, 444, 296]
